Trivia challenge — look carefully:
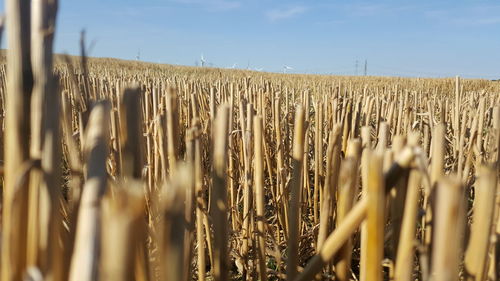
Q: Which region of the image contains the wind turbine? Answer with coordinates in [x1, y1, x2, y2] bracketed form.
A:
[200, 54, 206, 67]
[283, 65, 293, 74]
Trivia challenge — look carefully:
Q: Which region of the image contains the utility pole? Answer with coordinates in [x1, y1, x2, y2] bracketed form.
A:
[364, 59, 367, 76]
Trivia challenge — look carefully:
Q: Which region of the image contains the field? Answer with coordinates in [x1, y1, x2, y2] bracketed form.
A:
[1, 1, 500, 281]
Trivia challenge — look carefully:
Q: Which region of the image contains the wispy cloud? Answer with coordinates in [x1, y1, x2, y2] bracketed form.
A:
[344, 2, 416, 17]
[347, 3, 385, 16]
[266, 5, 307, 21]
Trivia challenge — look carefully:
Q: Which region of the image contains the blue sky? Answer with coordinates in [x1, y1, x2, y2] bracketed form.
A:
[1, 0, 500, 78]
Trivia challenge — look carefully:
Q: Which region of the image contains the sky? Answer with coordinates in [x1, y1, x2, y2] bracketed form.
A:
[1, 0, 500, 78]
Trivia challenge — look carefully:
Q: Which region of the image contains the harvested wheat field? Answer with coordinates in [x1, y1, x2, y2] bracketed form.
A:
[0, 1, 500, 281]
